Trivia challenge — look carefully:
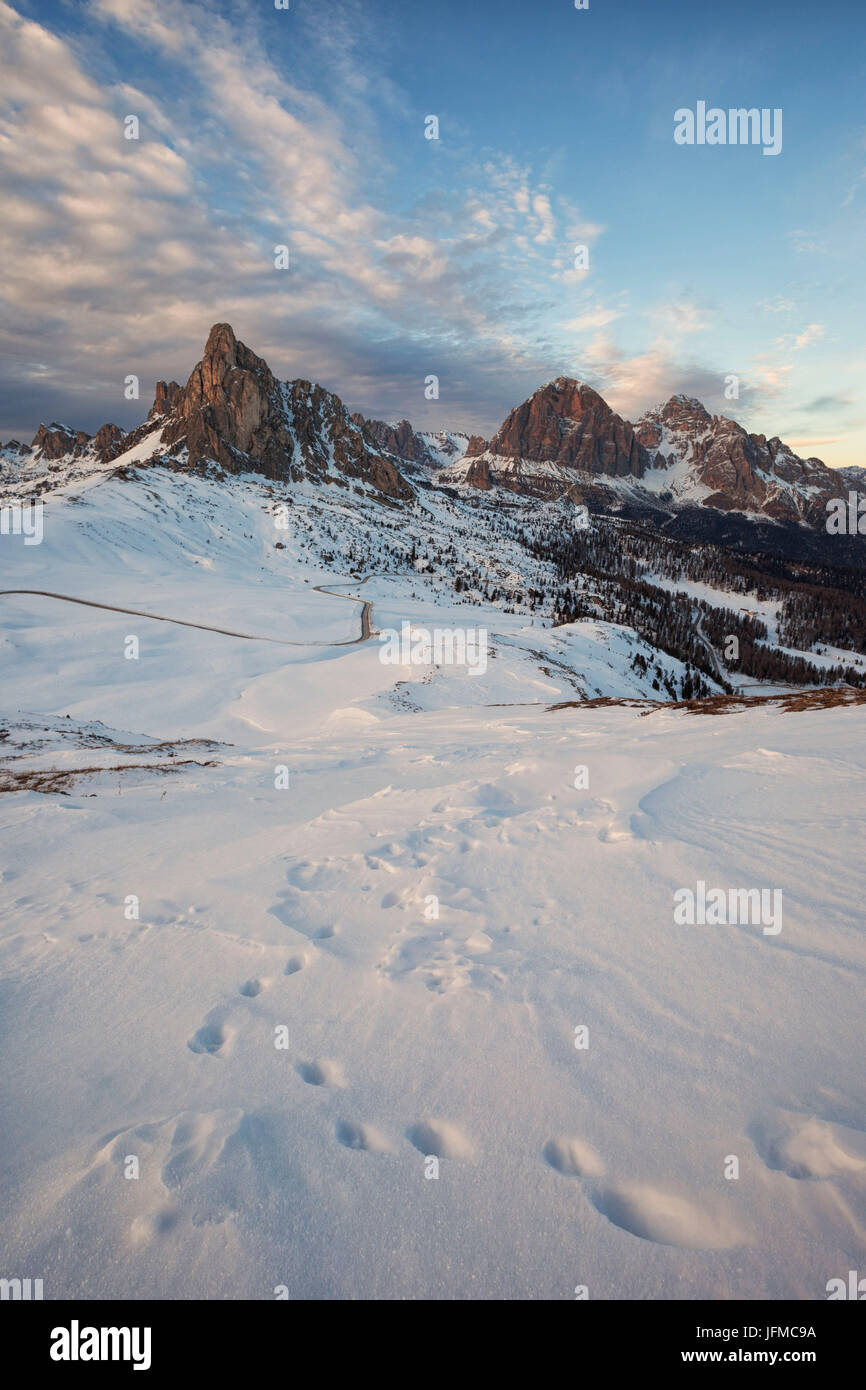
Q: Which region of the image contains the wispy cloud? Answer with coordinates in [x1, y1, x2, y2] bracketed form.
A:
[0, 0, 861, 471]
[0, 0, 608, 434]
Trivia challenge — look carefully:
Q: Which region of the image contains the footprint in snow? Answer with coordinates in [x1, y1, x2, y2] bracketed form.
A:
[187, 1020, 230, 1056]
[749, 1109, 866, 1180]
[598, 824, 634, 843]
[407, 1120, 474, 1160]
[336, 1120, 393, 1154]
[589, 1182, 746, 1250]
[543, 1136, 605, 1178]
[543, 1139, 746, 1248]
[297, 1058, 345, 1087]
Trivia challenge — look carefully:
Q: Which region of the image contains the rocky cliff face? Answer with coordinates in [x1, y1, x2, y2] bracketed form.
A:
[440, 379, 647, 497]
[151, 324, 412, 499]
[1, 420, 125, 466]
[489, 378, 646, 478]
[439, 379, 849, 522]
[352, 416, 470, 472]
[31, 423, 92, 460]
[463, 435, 489, 459]
[353, 416, 430, 464]
[635, 395, 848, 522]
[149, 381, 182, 419]
[0, 419, 126, 492]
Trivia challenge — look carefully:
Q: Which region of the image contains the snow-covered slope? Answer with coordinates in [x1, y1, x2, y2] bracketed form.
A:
[1, 500, 864, 1296]
[1, 351, 864, 1301]
[435, 380, 851, 524]
[634, 395, 843, 520]
[417, 429, 470, 468]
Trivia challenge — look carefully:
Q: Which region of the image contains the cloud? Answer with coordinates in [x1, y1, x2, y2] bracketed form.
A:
[563, 305, 625, 333]
[758, 296, 795, 314]
[569, 332, 728, 420]
[0, 0, 608, 437]
[531, 193, 556, 244]
[792, 323, 825, 351]
[787, 437, 841, 450]
[650, 298, 710, 336]
[799, 393, 854, 414]
[789, 229, 826, 254]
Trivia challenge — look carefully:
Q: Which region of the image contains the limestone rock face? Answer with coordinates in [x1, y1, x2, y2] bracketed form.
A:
[462, 455, 491, 489]
[441, 380, 849, 522]
[636, 395, 849, 522]
[31, 422, 92, 460]
[158, 324, 412, 499]
[487, 378, 647, 479]
[28, 420, 124, 464]
[92, 423, 126, 460]
[354, 416, 430, 464]
[464, 435, 489, 459]
[438, 378, 648, 497]
[149, 381, 183, 419]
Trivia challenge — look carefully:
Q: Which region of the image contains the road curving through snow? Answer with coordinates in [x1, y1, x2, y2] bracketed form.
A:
[0, 579, 378, 648]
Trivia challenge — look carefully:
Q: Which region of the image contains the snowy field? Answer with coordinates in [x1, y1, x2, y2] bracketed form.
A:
[1, 472, 864, 1300]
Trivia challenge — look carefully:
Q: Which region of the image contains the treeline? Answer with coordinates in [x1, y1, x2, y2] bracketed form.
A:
[778, 586, 866, 654]
[537, 519, 866, 689]
[551, 573, 735, 691]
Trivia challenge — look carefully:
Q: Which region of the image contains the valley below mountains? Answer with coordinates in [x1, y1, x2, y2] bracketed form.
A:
[2, 326, 865, 1301]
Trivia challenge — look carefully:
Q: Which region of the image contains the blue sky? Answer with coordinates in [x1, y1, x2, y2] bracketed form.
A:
[1, 0, 864, 465]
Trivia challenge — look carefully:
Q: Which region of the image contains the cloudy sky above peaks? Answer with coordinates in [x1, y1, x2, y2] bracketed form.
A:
[1, 0, 864, 465]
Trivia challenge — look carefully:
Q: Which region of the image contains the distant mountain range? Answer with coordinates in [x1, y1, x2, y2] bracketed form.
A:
[2, 322, 860, 530]
[435, 380, 859, 526]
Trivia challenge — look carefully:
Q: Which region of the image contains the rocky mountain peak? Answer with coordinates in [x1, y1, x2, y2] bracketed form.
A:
[149, 380, 182, 419]
[657, 395, 712, 425]
[154, 324, 411, 500]
[31, 422, 91, 459]
[28, 420, 123, 464]
[353, 416, 431, 464]
[91, 423, 125, 457]
[6, 326, 852, 526]
[484, 376, 647, 479]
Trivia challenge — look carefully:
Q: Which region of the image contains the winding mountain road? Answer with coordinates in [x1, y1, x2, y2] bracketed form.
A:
[0, 579, 377, 647]
[693, 609, 727, 685]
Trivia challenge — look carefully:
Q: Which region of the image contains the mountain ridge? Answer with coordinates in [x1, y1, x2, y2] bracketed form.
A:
[0, 323, 855, 525]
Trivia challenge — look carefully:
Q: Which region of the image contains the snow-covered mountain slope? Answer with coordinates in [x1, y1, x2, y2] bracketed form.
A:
[349, 416, 469, 472]
[417, 429, 470, 468]
[436, 378, 852, 524]
[0, 461, 710, 705]
[839, 464, 866, 491]
[634, 395, 844, 521]
[5, 327, 855, 533]
[2, 442, 865, 1300]
[1, 562, 864, 1296]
